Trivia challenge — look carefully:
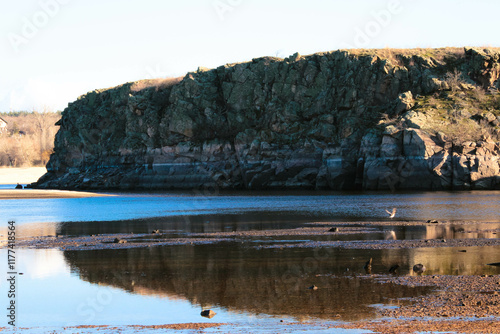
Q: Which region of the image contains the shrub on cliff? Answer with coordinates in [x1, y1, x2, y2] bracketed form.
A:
[130, 77, 182, 93]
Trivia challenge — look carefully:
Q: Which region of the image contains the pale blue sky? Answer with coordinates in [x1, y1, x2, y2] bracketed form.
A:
[1, 0, 499, 111]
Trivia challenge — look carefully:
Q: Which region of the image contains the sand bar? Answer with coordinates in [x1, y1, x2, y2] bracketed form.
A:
[0, 189, 112, 199]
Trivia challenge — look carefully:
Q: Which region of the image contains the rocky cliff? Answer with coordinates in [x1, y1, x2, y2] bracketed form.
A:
[34, 47, 500, 190]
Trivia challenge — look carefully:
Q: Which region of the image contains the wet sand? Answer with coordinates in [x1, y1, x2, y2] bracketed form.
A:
[2, 319, 499, 333]
[14, 223, 500, 251]
[0, 323, 228, 333]
[339, 319, 500, 333]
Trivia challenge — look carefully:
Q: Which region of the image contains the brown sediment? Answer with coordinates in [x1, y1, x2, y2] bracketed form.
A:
[307, 220, 500, 227]
[337, 319, 500, 333]
[255, 238, 500, 250]
[334, 274, 500, 333]
[60, 323, 227, 331]
[189, 226, 380, 237]
[374, 274, 500, 318]
[0, 189, 113, 199]
[6, 219, 500, 250]
[129, 323, 227, 330]
[5, 233, 235, 250]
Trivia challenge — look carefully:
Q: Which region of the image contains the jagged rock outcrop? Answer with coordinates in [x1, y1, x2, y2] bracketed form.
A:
[34, 48, 500, 190]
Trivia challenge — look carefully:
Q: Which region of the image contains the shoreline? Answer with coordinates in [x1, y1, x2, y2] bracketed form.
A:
[0, 189, 113, 199]
[2, 320, 500, 333]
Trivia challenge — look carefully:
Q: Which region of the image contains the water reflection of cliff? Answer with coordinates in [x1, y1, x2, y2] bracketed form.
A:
[64, 244, 431, 321]
[56, 212, 310, 236]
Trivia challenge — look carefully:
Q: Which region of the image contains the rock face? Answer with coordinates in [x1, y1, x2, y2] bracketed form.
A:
[34, 48, 500, 190]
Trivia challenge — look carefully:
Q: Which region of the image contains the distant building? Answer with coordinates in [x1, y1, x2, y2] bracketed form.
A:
[0, 117, 7, 133]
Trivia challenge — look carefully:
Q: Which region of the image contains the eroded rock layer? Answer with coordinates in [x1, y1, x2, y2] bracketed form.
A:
[34, 48, 500, 190]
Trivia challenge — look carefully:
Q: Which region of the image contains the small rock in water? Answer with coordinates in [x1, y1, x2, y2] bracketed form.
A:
[308, 285, 318, 290]
[15, 184, 23, 189]
[413, 263, 426, 275]
[442, 239, 446, 243]
[426, 220, 439, 224]
[201, 310, 216, 318]
[329, 227, 339, 232]
[152, 229, 160, 234]
[114, 238, 127, 244]
[389, 264, 400, 274]
[363, 258, 373, 274]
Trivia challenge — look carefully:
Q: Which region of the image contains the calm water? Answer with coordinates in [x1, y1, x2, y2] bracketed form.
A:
[1, 190, 500, 329]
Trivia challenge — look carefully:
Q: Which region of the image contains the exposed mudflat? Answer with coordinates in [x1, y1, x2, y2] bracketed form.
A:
[375, 274, 500, 318]
[339, 319, 500, 333]
[7, 219, 500, 251]
[9, 233, 235, 250]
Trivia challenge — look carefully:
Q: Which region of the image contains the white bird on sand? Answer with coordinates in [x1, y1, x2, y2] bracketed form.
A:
[385, 208, 397, 218]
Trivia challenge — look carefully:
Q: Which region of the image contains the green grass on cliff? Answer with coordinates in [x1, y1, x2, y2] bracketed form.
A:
[382, 84, 500, 144]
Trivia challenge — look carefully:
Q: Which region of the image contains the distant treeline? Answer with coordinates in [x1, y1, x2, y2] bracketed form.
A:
[0, 110, 62, 167]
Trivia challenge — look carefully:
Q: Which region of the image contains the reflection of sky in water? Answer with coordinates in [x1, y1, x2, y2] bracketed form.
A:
[1, 249, 292, 328]
[3, 245, 500, 328]
[0, 184, 18, 189]
[1, 191, 500, 225]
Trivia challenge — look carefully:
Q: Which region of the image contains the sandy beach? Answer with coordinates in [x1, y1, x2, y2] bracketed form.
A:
[0, 189, 112, 199]
[0, 167, 112, 198]
[0, 167, 47, 185]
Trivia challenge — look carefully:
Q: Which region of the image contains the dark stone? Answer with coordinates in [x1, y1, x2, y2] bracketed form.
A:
[363, 258, 373, 274]
[413, 263, 426, 274]
[389, 264, 400, 274]
[200, 310, 216, 318]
